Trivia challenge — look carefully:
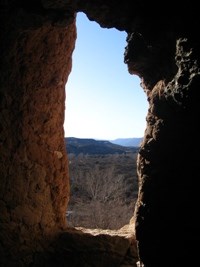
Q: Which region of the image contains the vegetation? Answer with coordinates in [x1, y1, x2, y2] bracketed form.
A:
[66, 152, 138, 230]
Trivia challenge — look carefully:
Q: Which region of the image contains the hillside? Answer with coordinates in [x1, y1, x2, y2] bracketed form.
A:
[110, 137, 143, 147]
[65, 137, 138, 155]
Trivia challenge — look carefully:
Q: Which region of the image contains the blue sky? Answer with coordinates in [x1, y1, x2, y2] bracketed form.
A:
[64, 12, 148, 140]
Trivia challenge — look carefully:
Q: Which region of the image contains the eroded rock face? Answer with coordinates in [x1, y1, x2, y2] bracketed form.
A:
[134, 37, 200, 266]
[0, 1, 200, 266]
[0, 3, 76, 265]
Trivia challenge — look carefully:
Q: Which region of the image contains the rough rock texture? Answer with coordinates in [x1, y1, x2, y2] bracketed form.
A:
[134, 38, 200, 266]
[0, 2, 76, 266]
[0, 0, 200, 266]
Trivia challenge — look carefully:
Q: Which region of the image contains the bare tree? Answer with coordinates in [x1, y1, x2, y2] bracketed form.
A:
[67, 153, 138, 229]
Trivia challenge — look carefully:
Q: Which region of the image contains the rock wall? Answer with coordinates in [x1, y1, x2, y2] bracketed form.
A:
[0, 2, 76, 265]
[133, 37, 200, 266]
[0, 1, 200, 266]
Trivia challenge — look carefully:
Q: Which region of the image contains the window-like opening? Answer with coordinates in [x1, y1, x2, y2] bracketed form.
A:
[64, 12, 148, 230]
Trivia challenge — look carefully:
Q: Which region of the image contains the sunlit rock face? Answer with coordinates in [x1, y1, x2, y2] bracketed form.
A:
[0, 1, 200, 266]
[0, 3, 76, 265]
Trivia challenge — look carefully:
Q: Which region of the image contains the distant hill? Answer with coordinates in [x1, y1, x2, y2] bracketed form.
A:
[65, 137, 139, 155]
[110, 138, 143, 147]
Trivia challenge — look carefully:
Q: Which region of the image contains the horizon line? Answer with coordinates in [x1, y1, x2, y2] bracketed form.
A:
[64, 136, 143, 140]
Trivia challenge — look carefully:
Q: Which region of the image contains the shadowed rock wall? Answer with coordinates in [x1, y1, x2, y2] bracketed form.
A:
[133, 37, 200, 266]
[0, 1, 200, 266]
[0, 2, 76, 265]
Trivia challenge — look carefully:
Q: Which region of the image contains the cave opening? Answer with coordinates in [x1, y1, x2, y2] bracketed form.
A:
[64, 12, 148, 231]
[1, 2, 199, 266]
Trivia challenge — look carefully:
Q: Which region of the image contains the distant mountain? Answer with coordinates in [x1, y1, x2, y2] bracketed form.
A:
[65, 137, 139, 155]
[110, 138, 143, 147]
